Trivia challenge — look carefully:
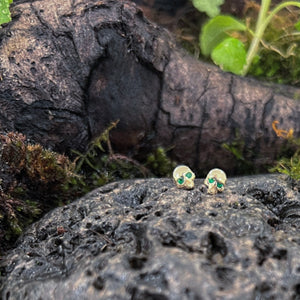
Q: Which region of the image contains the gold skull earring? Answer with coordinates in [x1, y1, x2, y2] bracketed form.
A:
[173, 165, 195, 190]
[204, 168, 227, 194]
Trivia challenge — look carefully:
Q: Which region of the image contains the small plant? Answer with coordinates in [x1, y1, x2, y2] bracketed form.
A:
[193, 0, 300, 76]
[270, 120, 300, 182]
[221, 130, 256, 174]
[271, 154, 300, 181]
[72, 120, 152, 193]
[0, 0, 13, 26]
[73, 121, 177, 191]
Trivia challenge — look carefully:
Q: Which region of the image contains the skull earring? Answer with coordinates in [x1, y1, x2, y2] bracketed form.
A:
[204, 168, 227, 194]
[173, 165, 195, 190]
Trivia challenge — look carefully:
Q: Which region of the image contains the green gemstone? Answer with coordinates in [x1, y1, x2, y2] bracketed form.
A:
[208, 178, 215, 183]
[185, 172, 193, 179]
[177, 177, 184, 185]
[217, 182, 223, 188]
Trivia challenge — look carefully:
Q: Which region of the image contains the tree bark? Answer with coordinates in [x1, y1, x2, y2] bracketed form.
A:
[0, 0, 299, 174]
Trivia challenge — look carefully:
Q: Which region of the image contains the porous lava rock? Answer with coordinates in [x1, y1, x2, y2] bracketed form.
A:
[1, 175, 300, 299]
[0, 0, 299, 174]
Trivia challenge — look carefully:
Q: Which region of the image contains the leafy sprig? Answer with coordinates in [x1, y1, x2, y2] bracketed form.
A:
[193, 0, 300, 76]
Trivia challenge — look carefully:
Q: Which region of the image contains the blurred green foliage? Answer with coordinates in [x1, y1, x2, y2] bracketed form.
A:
[270, 151, 300, 181]
[222, 130, 255, 174]
[191, 0, 224, 18]
[145, 146, 177, 177]
[189, 0, 300, 86]
[72, 120, 176, 193]
[0, 0, 13, 26]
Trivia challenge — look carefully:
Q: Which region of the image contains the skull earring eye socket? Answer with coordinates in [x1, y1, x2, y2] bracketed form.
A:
[177, 176, 184, 185]
[185, 172, 193, 179]
[217, 182, 223, 189]
[208, 178, 215, 184]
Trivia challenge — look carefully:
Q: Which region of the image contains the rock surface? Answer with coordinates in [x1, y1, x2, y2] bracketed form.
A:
[0, 0, 299, 174]
[1, 175, 300, 299]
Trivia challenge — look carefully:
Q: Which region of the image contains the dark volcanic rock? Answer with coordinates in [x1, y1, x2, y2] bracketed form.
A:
[1, 175, 300, 299]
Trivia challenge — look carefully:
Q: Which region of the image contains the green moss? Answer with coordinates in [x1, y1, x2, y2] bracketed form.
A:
[270, 151, 300, 181]
[293, 92, 300, 101]
[72, 121, 177, 192]
[71, 120, 146, 193]
[270, 145, 300, 181]
[0, 132, 77, 253]
[269, 121, 300, 183]
[0, 126, 177, 254]
[222, 130, 256, 174]
[0, 132, 76, 187]
[145, 147, 177, 177]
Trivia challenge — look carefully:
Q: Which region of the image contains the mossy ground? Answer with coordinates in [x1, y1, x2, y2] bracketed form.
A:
[0, 126, 177, 255]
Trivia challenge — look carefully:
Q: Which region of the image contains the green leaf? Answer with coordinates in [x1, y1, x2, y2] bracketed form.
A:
[295, 20, 300, 31]
[0, 0, 12, 26]
[200, 15, 246, 56]
[192, 0, 224, 18]
[211, 37, 246, 75]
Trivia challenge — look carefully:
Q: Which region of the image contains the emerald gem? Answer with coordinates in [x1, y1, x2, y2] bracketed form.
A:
[217, 182, 223, 188]
[185, 172, 193, 179]
[177, 177, 184, 185]
[208, 178, 215, 183]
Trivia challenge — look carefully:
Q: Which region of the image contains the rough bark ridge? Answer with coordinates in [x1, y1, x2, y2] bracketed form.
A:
[0, 0, 299, 174]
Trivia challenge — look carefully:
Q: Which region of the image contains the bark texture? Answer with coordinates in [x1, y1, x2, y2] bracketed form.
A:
[0, 0, 299, 174]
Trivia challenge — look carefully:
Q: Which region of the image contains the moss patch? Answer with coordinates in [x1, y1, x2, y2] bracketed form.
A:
[269, 121, 300, 189]
[0, 132, 78, 253]
[0, 127, 177, 254]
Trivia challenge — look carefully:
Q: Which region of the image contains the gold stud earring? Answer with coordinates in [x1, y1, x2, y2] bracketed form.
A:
[173, 165, 195, 190]
[204, 168, 227, 194]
